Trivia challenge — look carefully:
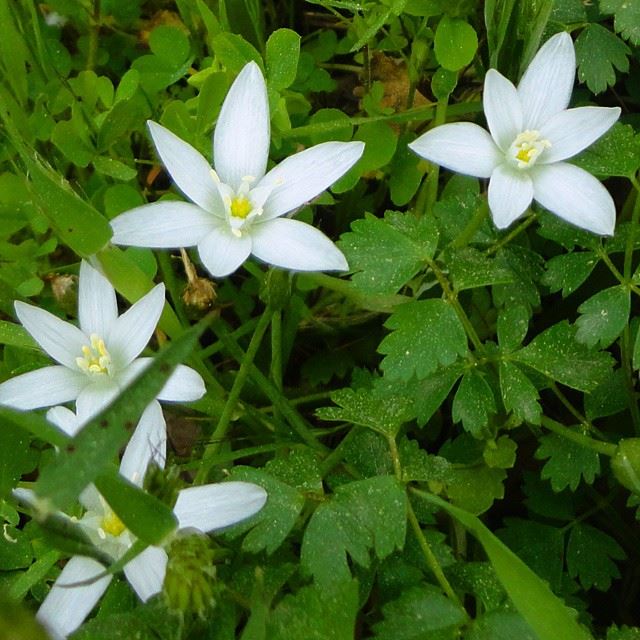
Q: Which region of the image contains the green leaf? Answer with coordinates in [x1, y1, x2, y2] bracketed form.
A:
[601, 0, 640, 44]
[607, 625, 640, 640]
[542, 252, 598, 298]
[434, 17, 478, 71]
[380, 300, 468, 381]
[445, 465, 506, 515]
[0, 406, 69, 449]
[265, 449, 323, 494]
[499, 361, 541, 425]
[34, 317, 209, 510]
[451, 371, 496, 437]
[317, 386, 414, 437]
[566, 523, 625, 591]
[535, 433, 601, 492]
[419, 492, 594, 640]
[267, 581, 358, 640]
[447, 247, 513, 292]
[301, 476, 407, 590]
[483, 436, 517, 470]
[0, 320, 38, 350]
[513, 321, 614, 392]
[413, 365, 463, 426]
[340, 211, 438, 295]
[149, 26, 190, 63]
[0, 423, 37, 497]
[266, 28, 300, 90]
[211, 32, 262, 73]
[575, 285, 630, 348]
[372, 585, 467, 640]
[575, 24, 630, 94]
[399, 438, 451, 483]
[389, 134, 423, 206]
[92, 156, 137, 181]
[94, 467, 177, 546]
[467, 610, 537, 640]
[585, 368, 627, 419]
[497, 304, 530, 351]
[573, 123, 640, 178]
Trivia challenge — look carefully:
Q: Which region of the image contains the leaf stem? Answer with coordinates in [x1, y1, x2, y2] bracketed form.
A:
[485, 211, 537, 257]
[540, 416, 616, 457]
[450, 200, 489, 249]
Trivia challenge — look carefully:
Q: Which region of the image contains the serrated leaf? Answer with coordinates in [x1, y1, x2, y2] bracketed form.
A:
[585, 368, 627, 420]
[483, 436, 517, 469]
[301, 476, 407, 590]
[228, 467, 305, 555]
[444, 465, 506, 515]
[467, 610, 537, 640]
[380, 300, 468, 381]
[500, 361, 541, 425]
[535, 433, 601, 492]
[317, 386, 414, 437]
[573, 123, 640, 178]
[497, 304, 530, 351]
[266, 449, 323, 494]
[601, 0, 640, 44]
[399, 438, 451, 483]
[513, 321, 614, 392]
[339, 211, 438, 296]
[447, 247, 513, 292]
[452, 371, 496, 436]
[371, 585, 467, 640]
[542, 252, 598, 298]
[607, 625, 640, 639]
[413, 365, 463, 426]
[575, 24, 630, 94]
[567, 523, 625, 591]
[575, 285, 630, 348]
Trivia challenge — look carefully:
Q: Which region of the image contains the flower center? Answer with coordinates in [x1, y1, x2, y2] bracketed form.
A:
[101, 509, 126, 537]
[76, 333, 112, 376]
[509, 130, 551, 169]
[230, 195, 252, 219]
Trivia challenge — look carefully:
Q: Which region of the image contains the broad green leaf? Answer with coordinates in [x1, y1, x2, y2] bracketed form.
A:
[380, 300, 468, 381]
[211, 32, 262, 73]
[414, 365, 463, 426]
[497, 304, 530, 351]
[573, 123, 640, 178]
[434, 17, 478, 71]
[399, 438, 451, 483]
[149, 26, 190, 63]
[585, 368, 627, 420]
[340, 211, 438, 296]
[0, 422, 37, 497]
[575, 24, 630, 94]
[266, 28, 300, 90]
[483, 436, 517, 470]
[445, 465, 506, 515]
[50, 119, 94, 167]
[451, 371, 496, 437]
[371, 585, 467, 640]
[467, 610, 537, 640]
[601, 0, 640, 44]
[301, 476, 406, 590]
[93, 156, 137, 181]
[567, 523, 625, 591]
[542, 252, 598, 298]
[317, 386, 414, 437]
[266, 449, 323, 494]
[499, 361, 541, 425]
[267, 581, 358, 640]
[0, 320, 38, 350]
[94, 467, 177, 546]
[34, 317, 209, 509]
[418, 492, 594, 640]
[513, 321, 614, 392]
[575, 285, 630, 348]
[8, 549, 60, 601]
[535, 433, 601, 492]
[446, 247, 513, 292]
[0, 525, 32, 570]
[389, 133, 423, 206]
[0, 406, 68, 448]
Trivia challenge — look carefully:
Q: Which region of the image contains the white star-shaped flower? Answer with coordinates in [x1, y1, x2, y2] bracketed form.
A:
[18, 403, 267, 640]
[0, 261, 204, 420]
[409, 32, 621, 235]
[109, 61, 365, 277]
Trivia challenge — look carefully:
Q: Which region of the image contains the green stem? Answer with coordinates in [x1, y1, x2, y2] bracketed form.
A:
[540, 416, 616, 457]
[621, 326, 640, 435]
[87, 0, 101, 71]
[196, 309, 273, 483]
[450, 200, 489, 249]
[198, 317, 259, 359]
[270, 310, 283, 391]
[623, 175, 640, 280]
[485, 211, 537, 256]
[407, 501, 465, 610]
[422, 98, 449, 216]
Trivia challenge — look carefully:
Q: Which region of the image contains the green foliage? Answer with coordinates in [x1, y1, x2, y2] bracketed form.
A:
[451, 371, 496, 436]
[576, 286, 630, 348]
[601, 0, 640, 44]
[536, 434, 601, 492]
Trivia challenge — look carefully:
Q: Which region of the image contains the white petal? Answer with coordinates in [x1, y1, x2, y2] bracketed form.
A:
[483, 70, 523, 151]
[147, 121, 223, 213]
[409, 123, 502, 178]
[79, 484, 103, 512]
[36, 556, 111, 640]
[120, 401, 167, 486]
[260, 141, 365, 220]
[251, 218, 348, 272]
[78, 261, 118, 340]
[539, 106, 621, 163]
[123, 545, 168, 602]
[157, 365, 205, 403]
[0, 366, 87, 411]
[214, 62, 270, 189]
[15, 302, 87, 369]
[531, 162, 616, 235]
[197, 225, 252, 278]
[47, 406, 83, 437]
[76, 380, 120, 422]
[488, 164, 534, 229]
[517, 32, 575, 129]
[174, 482, 267, 532]
[110, 202, 216, 248]
[108, 284, 165, 369]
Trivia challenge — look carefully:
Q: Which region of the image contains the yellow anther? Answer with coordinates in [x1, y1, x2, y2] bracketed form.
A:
[101, 510, 126, 537]
[230, 196, 252, 219]
[510, 130, 551, 169]
[77, 333, 112, 376]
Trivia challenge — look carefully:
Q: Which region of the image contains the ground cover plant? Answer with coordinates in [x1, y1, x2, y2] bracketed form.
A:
[1, 0, 640, 638]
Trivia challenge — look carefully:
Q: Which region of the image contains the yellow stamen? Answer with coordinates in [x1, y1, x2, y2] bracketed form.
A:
[101, 510, 126, 537]
[230, 196, 252, 219]
[76, 333, 112, 376]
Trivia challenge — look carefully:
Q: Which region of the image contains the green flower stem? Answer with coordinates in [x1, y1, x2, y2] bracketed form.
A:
[199, 317, 259, 359]
[86, 0, 101, 71]
[387, 435, 402, 481]
[196, 309, 274, 483]
[270, 310, 283, 391]
[407, 500, 465, 611]
[422, 98, 449, 216]
[623, 175, 640, 281]
[485, 211, 538, 257]
[210, 318, 326, 453]
[319, 426, 360, 477]
[259, 391, 333, 411]
[540, 416, 616, 457]
[449, 199, 489, 249]
[621, 326, 640, 435]
[156, 251, 189, 327]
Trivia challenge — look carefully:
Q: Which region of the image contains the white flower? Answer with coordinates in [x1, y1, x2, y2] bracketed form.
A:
[409, 32, 621, 235]
[0, 261, 204, 420]
[25, 403, 267, 640]
[109, 61, 365, 277]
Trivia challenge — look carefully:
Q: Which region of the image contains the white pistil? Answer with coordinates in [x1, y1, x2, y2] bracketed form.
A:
[509, 130, 551, 169]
